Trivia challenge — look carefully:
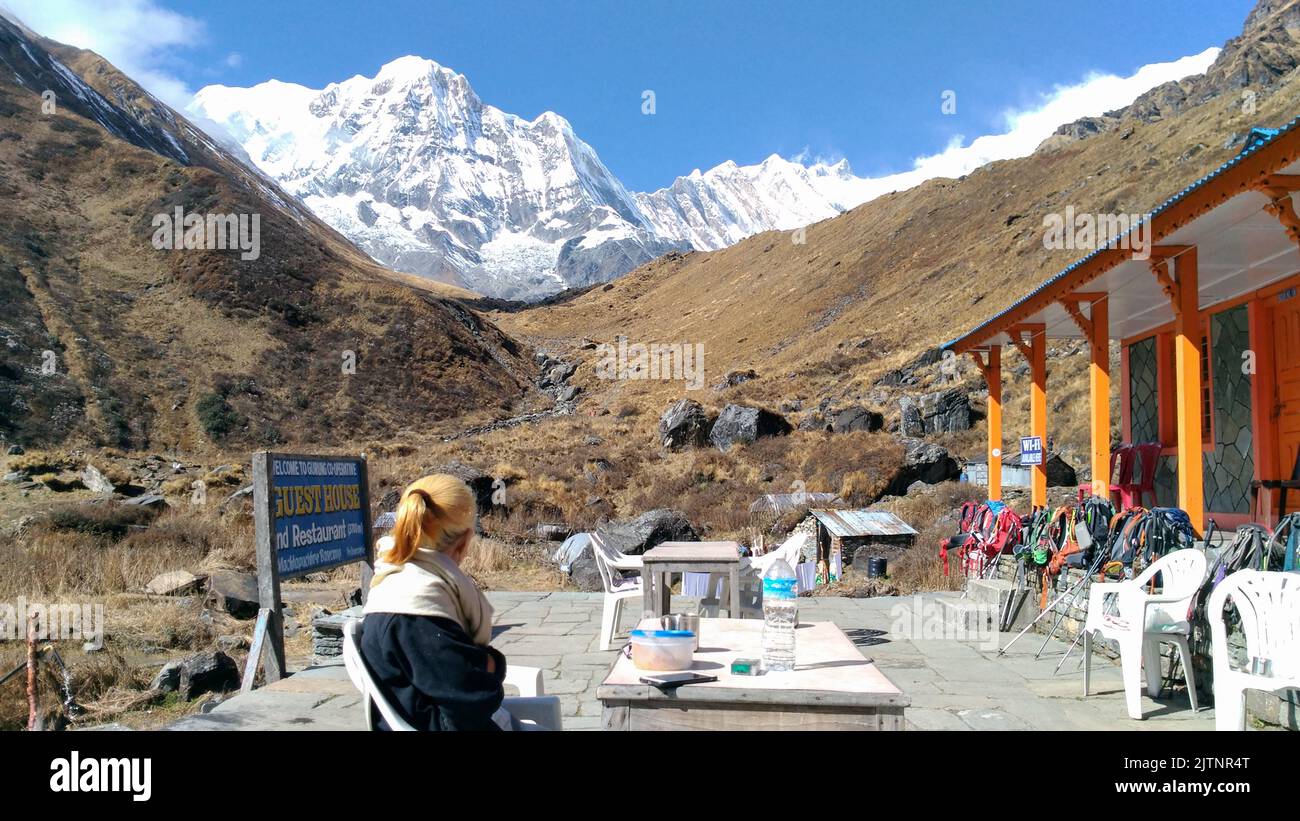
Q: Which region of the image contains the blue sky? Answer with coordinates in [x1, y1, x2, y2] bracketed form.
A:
[11, 0, 1256, 191]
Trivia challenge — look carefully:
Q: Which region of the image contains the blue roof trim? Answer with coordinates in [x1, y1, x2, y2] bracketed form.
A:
[942, 117, 1300, 350]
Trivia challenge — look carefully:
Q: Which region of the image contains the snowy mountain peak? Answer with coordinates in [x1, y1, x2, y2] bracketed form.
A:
[190, 57, 876, 300]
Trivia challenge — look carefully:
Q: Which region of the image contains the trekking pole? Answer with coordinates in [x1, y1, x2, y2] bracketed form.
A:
[26, 622, 38, 731]
[1033, 567, 1096, 659]
[1053, 626, 1086, 674]
[997, 565, 1091, 656]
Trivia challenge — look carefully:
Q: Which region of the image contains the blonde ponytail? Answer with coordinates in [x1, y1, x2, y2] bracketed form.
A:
[383, 474, 477, 565]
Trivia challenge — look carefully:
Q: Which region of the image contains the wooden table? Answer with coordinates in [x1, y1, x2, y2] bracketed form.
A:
[598, 618, 908, 730]
[640, 541, 743, 618]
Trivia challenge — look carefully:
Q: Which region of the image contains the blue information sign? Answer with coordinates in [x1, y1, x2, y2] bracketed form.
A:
[1020, 436, 1044, 466]
[263, 454, 371, 579]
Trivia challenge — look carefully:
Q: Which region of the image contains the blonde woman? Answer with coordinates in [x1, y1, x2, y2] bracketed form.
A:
[361, 474, 507, 730]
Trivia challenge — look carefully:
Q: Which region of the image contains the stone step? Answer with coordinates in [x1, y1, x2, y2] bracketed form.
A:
[964, 578, 1036, 632]
[937, 596, 998, 634]
[965, 577, 1014, 606]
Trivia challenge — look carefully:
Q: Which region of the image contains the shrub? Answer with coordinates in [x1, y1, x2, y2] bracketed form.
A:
[196, 392, 241, 440]
[48, 503, 155, 539]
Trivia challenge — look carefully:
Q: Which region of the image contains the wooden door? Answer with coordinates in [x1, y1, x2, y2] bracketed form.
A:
[1273, 290, 1300, 512]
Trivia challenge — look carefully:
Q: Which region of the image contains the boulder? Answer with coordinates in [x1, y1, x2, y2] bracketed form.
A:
[658, 399, 713, 450]
[208, 571, 260, 619]
[542, 361, 577, 387]
[432, 461, 495, 513]
[886, 438, 960, 495]
[712, 369, 758, 391]
[919, 388, 973, 433]
[146, 570, 205, 597]
[899, 396, 924, 436]
[708, 404, 791, 452]
[216, 634, 250, 653]
[177, 651, 239, 700]
[377, 488, 401, 511]
[123, 493, 168, 512]
[797, 412, 831, 432]
[874, 347, 942, 387]
[80, 465, 116, 495]
[557, 384, 580, 402]
[149, 660, 182, 693]
[568, 509, 700, 591]
[899, 388, 972, 435]
[7, 444, 24, 455]
[831, 406, 884, 434]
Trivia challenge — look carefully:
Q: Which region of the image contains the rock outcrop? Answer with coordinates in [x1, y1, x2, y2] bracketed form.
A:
[708, 404, 791, 452]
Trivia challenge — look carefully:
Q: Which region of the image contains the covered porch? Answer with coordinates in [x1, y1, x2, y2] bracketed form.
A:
[944, 122, 1300, 533]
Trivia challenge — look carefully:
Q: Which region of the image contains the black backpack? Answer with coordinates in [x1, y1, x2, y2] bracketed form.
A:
[1070, 495, 1115, 569]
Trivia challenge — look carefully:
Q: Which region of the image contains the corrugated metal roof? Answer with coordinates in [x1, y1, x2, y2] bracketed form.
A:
[942, 118, 1300, 351]
[748, 491, 844, 515]
[809, 509, 918, 538]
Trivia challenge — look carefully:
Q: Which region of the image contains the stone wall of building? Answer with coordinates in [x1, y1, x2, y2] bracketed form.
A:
[1204, 305, 1254, 514]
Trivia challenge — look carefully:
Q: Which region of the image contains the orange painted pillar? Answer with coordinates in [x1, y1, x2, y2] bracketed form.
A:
[986, 346, 1003, 501]
[1030, 330, 1048, 508]
[1173, 249, 1205, 533]
[1089, 299, 1111, 498]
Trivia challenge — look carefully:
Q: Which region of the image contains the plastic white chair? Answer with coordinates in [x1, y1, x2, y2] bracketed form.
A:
[748, 532, 811, 578]
[342, 618, 561, 730]
[1208, 570, 1300, 731]
[699, 533, 812, 618]
[592, 541, 643, 650]
[590, 531, 643, 571]
[1083, 548, 1206, 719]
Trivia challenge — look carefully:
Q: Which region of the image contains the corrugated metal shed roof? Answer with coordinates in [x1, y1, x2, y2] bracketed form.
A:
[942, 119, 1300, 351]
[809, 509, 918, 538]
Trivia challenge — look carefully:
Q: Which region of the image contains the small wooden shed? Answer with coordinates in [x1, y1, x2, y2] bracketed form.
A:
[808, 509, 918, 578]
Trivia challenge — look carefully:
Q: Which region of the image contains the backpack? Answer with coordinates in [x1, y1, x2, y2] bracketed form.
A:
[1138, 508, 1196, 571]
[1072, 496, 1115, 569]
[1017, 507, 1054, 565]
[1266, 513, 1300, 572]
[1189, 523, 1269, 660]
[1104, 508, 1149, 575]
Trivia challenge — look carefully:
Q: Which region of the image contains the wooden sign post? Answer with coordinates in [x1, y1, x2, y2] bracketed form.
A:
[246, 451, 374, 691]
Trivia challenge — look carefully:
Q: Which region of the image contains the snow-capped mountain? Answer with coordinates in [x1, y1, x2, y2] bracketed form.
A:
[190, 56, 874, 300]
[637, 154, 870, 250]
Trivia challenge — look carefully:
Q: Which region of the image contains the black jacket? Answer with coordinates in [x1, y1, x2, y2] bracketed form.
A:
[360, 612, 507, 731]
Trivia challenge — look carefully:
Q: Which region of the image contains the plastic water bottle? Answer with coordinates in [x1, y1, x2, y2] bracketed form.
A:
[761, 558, 798, 672]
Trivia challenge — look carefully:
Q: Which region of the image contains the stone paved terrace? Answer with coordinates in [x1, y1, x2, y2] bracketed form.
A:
[166, 592, 1214, 731]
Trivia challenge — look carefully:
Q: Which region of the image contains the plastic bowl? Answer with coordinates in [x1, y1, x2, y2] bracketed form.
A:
[629, 629, 696, 671]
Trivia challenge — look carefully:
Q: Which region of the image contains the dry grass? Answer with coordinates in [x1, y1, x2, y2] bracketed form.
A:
[0, 504, 253, 600]
[0, 497, 257, 729]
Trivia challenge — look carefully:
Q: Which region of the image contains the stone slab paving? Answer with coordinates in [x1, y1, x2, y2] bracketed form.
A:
[168, 592, 1214, 731]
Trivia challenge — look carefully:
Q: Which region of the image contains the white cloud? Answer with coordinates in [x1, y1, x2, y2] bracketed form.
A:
[0, 0, 205, 107]
[831, 47, 1222, 207]
[225, 51, 242, 69]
